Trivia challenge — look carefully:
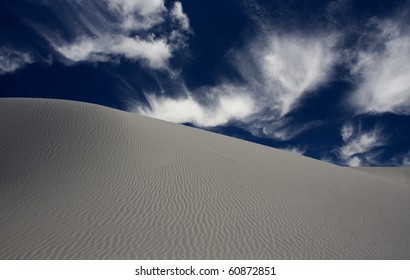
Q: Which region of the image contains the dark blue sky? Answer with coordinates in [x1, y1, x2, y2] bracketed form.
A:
[1, 0, 410, 166]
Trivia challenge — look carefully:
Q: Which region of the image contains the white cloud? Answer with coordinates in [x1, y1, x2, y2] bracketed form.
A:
[56, 35, 171, 69]
[257, 34, 338, 117]
[237, 1, 339, 121]
[283, 146, 306, 156]
[351, 20, 410, 114]
[113, 36, 171, 68]
[0, 49, 33, 74]
[56, 39, 99, 62]
[106, 0, 166, 30]
[391, 151, 410, 167]
[107, 0, 165, 17]
[338, 123, 385, 166]
[339, 131, 381, 159]
[136, 85, 255, 127]
[341, 122, 353, 141]
[171, 2, 190, 31]
[347, 156, 361, 167]
[251, 119, 324, 141]
[33, 0, 190, 69]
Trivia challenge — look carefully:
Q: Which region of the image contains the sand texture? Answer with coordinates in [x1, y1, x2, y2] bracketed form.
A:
[353, 167, 410, 185]
[1, 98, 410, 259]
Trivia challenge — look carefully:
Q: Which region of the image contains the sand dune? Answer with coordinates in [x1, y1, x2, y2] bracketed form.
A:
[1, 98, 409, 259]
[353, 167, 410, 185]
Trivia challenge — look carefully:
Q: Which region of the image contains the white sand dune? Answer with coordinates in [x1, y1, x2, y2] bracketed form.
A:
[353, 167, 410, 185]
[1, 98, 410, 260]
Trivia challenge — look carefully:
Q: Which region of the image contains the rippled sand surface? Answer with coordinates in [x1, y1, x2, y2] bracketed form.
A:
[1, 98, 409, 259]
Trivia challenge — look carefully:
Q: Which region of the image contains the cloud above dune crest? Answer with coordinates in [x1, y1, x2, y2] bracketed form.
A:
[390, 150, 410, 167]
[402, 153, 410, 166]
[283, 146, 306, 156]
[347, 156, 361, 167]
[250, 118, 325, 141]
[137, 85, 255, 127]
[338, 123, 385, 166]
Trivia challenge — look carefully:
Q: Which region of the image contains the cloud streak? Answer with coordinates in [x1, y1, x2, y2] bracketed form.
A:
[56, 35, 171, 69]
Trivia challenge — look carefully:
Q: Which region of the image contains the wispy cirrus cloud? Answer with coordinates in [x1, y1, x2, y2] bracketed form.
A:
[402, 153, 410, 166]
[30, 0, 191, 69]
[337, 122, 385, 166]
[390, 150, 410, 167]
[0, 49, 33, 75]
[231, 32, 339, 139]
[253, 34, 338, 117]
[250, 118, 325, 141]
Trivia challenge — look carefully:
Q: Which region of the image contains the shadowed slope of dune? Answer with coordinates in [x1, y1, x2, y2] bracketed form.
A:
[1, 98, 410, 260]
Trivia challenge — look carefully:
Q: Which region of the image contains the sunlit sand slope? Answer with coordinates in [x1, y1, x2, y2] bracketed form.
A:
[353, 167, 410, 185]
[1, 98, 409, 259]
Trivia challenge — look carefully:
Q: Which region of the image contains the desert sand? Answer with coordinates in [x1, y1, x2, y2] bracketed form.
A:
[1, 98, 409, 259]
[353, 167, 410, 185]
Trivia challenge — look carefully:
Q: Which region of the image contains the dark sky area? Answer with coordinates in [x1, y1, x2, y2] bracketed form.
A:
[1, 0, 410, 166]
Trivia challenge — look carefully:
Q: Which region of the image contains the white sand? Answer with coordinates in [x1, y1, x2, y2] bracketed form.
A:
[353, 167, 410, 185]
[1, 98, 409, 259]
